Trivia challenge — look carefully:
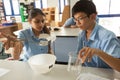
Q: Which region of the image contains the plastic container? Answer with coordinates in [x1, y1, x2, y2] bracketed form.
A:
[28, 54, 56, 74]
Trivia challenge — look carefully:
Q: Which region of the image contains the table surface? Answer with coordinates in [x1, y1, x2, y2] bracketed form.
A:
[51, 27, 81, 37]
[0, 60, 115, 80]
[14, 27, 81, 37]
[0, 25, 17, 30]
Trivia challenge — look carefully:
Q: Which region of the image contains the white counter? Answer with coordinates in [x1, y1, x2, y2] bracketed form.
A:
[14, 27, 81, 37]
[51, 27, 81, 37]
[0, 60, 114, 80]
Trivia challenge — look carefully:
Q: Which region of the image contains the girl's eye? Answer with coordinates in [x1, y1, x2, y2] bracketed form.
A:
[34, 20, 45, 23]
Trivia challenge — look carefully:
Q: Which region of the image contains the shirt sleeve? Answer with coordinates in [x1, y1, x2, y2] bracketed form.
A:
[17, 30, 27, 45]
[101, 34, 120, 58]
[17, 31, 25, 39]
[63, 17, 76, 27]
[76, 32, 84, 53]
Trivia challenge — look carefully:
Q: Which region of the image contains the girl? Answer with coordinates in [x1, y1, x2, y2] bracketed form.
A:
[0, 8, 53, 61]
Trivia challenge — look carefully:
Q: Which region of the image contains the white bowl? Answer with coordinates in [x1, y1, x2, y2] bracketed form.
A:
[28, 54, 56, 74]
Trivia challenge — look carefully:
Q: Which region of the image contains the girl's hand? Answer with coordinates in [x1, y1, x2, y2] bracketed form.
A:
[0, 32, 17, 49]
[0, 32, 23, 60]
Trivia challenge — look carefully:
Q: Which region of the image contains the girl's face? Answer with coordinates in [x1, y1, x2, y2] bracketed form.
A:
[73, 12, 96, 30]
[29, 14, 46, 32]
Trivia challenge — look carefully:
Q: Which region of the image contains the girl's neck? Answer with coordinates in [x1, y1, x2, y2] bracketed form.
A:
[32, 28, 41, 37]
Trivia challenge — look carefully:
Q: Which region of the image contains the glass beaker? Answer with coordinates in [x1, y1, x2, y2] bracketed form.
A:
[67, 51, 82, 74]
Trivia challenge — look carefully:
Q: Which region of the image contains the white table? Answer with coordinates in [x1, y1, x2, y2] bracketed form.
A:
[0, 60, 115, 80]
[51, 27, 81, 37]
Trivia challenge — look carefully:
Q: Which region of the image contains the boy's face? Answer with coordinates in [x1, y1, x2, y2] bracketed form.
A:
[73, 12, 96, 30]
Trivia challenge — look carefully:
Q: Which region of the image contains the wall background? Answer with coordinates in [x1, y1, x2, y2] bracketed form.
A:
[0, 0, 78, 28]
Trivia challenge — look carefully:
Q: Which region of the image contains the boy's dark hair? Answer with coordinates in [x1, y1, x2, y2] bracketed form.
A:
[72, 0, 97, 17]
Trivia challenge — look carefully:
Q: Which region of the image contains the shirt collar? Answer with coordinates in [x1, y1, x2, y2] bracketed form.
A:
[29, 27, 34, 37]
[29, 27, 45, 38]
[89, 23, 99, 41]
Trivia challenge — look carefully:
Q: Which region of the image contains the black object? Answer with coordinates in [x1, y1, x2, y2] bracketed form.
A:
[54, 28, 60, 31]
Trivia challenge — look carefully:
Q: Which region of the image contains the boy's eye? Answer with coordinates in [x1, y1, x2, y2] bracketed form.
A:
[74, 16, 88, 22]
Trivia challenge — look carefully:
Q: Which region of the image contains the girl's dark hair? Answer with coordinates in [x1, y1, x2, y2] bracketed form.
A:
[28, 8, 50, 34]
[72, 0, 97, 17]
[28, 8, 45, 20]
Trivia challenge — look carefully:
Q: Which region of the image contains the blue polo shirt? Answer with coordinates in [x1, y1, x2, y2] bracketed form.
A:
[63, 17, 76, 27]
[77, 23, 120, 68]
[17, 27, 49, 61]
